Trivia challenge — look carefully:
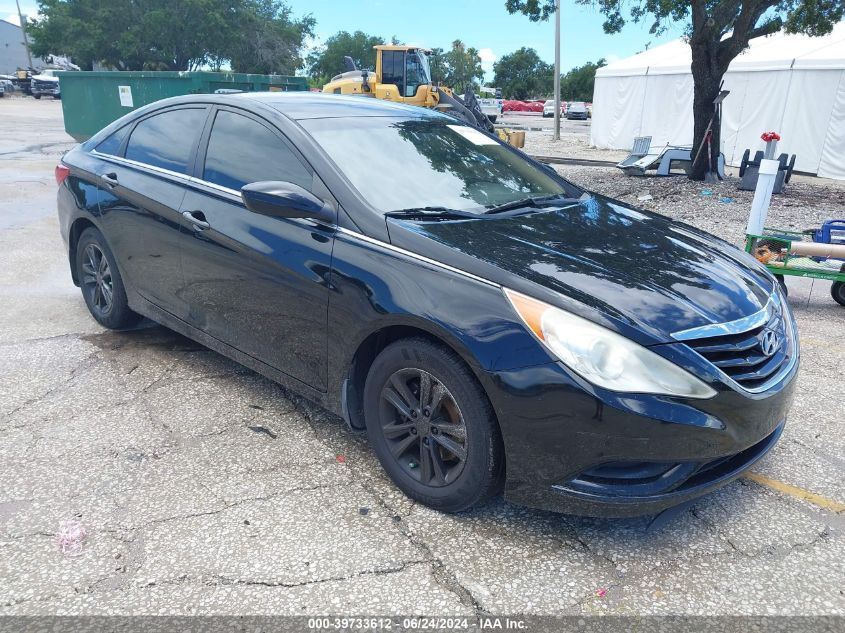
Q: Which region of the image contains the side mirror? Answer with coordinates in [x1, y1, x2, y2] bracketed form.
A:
[241, 181, 334, 223]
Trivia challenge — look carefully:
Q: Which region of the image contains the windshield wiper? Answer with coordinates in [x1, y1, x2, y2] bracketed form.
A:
[482, 194, 581, 215]
[385, 206, 479, 220]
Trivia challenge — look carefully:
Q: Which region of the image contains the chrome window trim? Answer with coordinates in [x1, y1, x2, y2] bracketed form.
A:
[186, 177, 240, 198]
[335, 226, 499, 288]
[91, 150, 193, 182]
[93, 150, 243, 200]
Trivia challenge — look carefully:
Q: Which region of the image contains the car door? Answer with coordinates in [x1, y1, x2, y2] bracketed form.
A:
[177, 106, 334, 391]
[95, 106, 208, 319]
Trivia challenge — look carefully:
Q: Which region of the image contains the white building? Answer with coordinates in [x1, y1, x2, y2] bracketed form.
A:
[591, 22, 845, 180]
[0, 18, 42, 74]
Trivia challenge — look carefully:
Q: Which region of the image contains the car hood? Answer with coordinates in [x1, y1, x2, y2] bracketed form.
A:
[387, 194, 774, 343]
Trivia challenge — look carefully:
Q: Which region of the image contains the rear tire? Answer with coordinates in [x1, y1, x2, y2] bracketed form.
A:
[363, 338, 504, 513]
[34, 94, 41, 100]
[831, 281, 845, 307]
[75, 227, 139, 329]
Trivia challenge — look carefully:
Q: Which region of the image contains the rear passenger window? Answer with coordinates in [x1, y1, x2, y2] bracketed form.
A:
[95, 125, 129, 156]
[203, 110, 312, 191]
[125, 108, 206, 174]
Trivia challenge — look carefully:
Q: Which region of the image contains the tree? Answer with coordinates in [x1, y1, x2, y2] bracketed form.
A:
[441, 40, 484, 94]
[220, 0, 315, 75]
[493, 47, 553, 99]
[429, 47, 448, 84]
[28, 0, 314, 73]
[506, 0, 844, 180]
[560, 58, 606, 101]
[308, 30, 383, 83]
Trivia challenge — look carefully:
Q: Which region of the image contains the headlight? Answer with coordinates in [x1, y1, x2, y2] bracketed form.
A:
[504, 289, 717, 399]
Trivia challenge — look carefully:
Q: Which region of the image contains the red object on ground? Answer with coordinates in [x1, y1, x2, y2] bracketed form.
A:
[503, 100, 545, 113]
[336, 454, 346, 463]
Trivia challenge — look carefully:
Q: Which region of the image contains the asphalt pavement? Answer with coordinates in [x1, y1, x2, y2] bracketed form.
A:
[1, 97, 843, 619]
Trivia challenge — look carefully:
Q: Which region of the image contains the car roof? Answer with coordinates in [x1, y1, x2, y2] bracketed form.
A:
[119, 92, 453, 124]
[133, 92, 450, 121]
[84, 92, 454, 150]
[239, 92, 448, 120]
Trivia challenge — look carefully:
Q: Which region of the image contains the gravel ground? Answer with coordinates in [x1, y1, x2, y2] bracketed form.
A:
[1, 98, 843, 621]
[553, 164, 845, 246]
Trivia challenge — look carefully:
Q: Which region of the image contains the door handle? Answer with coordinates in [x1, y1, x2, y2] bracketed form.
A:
[101, 172, 118, 187]
[182, 210, 210, 230]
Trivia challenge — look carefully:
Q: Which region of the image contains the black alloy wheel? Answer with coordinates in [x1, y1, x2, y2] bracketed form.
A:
[363, 338, 504, 512]
[378, 367, 468, 487]
[81, 243, 114, 317]
[76, 227, 139, 329]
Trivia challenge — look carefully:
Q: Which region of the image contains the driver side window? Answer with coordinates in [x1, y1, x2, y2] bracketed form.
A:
[203, 110, 312, 191]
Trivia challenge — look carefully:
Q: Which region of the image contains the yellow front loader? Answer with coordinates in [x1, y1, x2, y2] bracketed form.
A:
[322, 45, 524, 147]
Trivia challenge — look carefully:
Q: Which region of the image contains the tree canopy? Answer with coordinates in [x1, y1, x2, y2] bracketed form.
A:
[440, 40, 484, 94]
[27, 0, 314, 73]
[307, 30, 383, 82]
[493, 47, 553, 99]
[560, 58, 605, 101]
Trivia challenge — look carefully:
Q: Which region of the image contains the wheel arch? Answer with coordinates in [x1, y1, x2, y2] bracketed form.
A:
[342, 319, 497, 432]
[67, 217, 99, 286]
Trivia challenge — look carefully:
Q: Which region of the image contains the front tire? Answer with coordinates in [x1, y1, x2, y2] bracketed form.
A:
[363, 338, 504, 513]
[75, 227, 138, 329]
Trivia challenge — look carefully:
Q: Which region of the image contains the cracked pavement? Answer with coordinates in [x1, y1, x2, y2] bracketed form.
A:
[0, 97, 843, 617]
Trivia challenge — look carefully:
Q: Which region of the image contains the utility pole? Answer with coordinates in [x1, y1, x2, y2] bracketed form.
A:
[553, 0, 561, 141]
[16, 0, 34, 69]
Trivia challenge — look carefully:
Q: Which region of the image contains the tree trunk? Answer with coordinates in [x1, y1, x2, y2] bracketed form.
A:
[689, 40, 724, 181]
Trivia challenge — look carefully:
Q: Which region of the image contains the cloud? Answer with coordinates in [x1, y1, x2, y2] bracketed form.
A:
[478, 47, 497, 78]
[3, 13, 21, 25]
[604, 53, 620, 65]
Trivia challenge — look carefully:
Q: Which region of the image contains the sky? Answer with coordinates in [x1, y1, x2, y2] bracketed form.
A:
[2, 0, 688, 79]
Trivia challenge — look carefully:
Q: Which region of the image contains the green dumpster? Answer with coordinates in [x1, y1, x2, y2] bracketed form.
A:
[56, 71, 308, 141]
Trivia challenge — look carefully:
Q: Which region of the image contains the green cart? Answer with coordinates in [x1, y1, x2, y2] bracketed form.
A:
[745, 226, 845, 306]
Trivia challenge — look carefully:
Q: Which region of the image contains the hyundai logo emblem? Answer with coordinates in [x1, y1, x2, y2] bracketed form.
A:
[760, 329, 778, 357]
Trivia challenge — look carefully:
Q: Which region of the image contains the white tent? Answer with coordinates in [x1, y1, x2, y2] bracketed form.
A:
[591, 22, 845, 180]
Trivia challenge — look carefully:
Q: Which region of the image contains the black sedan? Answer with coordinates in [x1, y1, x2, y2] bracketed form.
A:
[56, 93, 798, 517]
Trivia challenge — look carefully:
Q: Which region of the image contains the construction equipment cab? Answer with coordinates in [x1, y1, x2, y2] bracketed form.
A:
[322, 45, 494, 133]
[324, 45, 438, 107]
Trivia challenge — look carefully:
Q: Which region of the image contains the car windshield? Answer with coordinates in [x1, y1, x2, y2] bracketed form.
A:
[544, 100, 554, 106]
[301, 116, 578, 214]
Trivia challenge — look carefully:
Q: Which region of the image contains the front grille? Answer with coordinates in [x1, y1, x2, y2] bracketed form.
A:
[685, 310, 788, 390]
[678, 293, 795, 391]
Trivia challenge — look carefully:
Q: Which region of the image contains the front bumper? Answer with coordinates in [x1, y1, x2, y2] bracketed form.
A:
[32, 84, 60, 96]
[485, 357, 797, 517]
